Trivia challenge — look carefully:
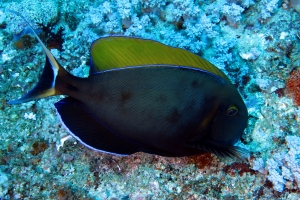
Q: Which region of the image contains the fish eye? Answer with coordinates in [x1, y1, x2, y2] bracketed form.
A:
[227, 105, 238, 116]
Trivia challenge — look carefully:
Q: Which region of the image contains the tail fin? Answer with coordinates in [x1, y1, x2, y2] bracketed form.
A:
[7, 9, 67, 104]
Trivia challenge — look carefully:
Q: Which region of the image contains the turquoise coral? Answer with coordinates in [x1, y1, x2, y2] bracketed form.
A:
[6, 0, 58, 34]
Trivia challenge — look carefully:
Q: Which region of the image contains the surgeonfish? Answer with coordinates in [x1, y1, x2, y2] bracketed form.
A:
[8, 10, 249, 159]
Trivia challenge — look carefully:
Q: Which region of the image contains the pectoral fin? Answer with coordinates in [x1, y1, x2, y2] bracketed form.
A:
[185, 140, 249, 160]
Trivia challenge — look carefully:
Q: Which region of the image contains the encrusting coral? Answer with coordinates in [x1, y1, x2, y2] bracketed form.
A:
[286, 68, 300, 106]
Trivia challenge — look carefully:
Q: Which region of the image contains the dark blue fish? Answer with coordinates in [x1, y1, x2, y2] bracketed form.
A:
[8, 10, 248, 158]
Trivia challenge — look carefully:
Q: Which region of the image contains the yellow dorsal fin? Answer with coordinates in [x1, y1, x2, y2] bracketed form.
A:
[90, 36, 229, 81]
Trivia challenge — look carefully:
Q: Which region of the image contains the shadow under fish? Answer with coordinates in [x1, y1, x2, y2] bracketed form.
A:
[7, 10, 249, 159]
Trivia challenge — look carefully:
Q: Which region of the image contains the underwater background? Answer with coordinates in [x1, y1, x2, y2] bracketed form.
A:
[0, 0, 300, 199]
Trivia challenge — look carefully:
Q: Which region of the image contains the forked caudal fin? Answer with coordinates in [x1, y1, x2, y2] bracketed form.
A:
[7, 9, 69, 104]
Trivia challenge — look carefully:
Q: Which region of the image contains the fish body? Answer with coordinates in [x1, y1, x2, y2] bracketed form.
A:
[8, 11, 248, 158]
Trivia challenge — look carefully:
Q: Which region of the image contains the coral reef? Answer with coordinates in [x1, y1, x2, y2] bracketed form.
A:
[263, 136, 300, 192]
[6, 0, 58, 34]
[286, 68, 300, 106]
[38, 23, 65, 50]
[0, 0, 300, 199]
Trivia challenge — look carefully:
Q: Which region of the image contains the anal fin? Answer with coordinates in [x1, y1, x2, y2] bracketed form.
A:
[55, 97, 139, 155]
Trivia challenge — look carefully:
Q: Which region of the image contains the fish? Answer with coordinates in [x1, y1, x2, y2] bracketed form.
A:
[7, 10, 249, 159]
